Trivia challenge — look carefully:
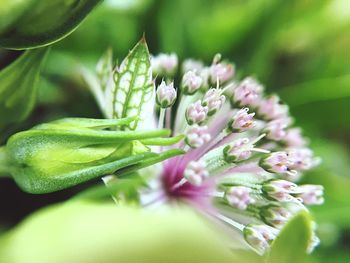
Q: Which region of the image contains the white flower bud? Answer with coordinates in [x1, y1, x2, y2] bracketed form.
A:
[185, 100, 208, 125]
[156, 81, 177, 108]
[184, 160, 209, 186]
[182, 70, 203, 94]
[185, 125, 211, 148]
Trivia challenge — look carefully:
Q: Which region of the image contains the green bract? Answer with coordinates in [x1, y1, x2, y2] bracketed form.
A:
[83, 37, 154, 130]
[0, 0, 103, 49]
[0, 48, 48, 131]
[3, 117, 183, 194]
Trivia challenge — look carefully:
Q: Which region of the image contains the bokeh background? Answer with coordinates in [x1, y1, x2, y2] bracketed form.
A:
[1, 0, 350, 262]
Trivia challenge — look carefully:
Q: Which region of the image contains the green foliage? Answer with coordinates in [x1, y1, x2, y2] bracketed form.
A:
[0, 201, 241, 263]
[0, 0, 103, 49]
[266, 212, 313, 263]
[3, 117, 183, 193]
[0, 48, 48, 131]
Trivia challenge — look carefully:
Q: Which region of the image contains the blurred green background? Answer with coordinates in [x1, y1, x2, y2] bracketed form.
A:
[1, 0, 350, 262]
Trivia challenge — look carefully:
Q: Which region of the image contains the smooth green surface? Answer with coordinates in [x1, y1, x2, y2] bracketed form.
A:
[0, 201, 242, 263]
[266, 212, 312, 263]
[0, 0, 103, 49]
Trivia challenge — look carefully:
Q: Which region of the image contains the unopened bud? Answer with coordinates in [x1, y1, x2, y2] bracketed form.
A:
[225, 186, 255, 210]
[156, 81, 177, 108]
[185, 100, 208, 125]
[182, 70, 203, 95]
[184, 160, 209, 186]
[202, 88, 226, 116]
[185, 125, 211, 148]
[228, 108, 255, 133]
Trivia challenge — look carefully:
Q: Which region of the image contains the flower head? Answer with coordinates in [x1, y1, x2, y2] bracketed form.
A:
[90, 46, 323, 255]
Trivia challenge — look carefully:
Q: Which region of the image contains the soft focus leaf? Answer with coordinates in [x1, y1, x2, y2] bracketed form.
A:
[0, 48, 48, 131]
[0, 201, 241, 263]
[266, 212, 312, 263]
[0, 0, 103, 49]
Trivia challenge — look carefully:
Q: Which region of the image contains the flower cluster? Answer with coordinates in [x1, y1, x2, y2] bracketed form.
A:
[93, 47, 323, 255]
[148, 52, 323, 254]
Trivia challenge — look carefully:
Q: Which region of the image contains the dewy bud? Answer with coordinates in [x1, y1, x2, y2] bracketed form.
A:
[4, 117, 182, 193]
[156, 80, 177, 108]
[181, 70, 203, 95]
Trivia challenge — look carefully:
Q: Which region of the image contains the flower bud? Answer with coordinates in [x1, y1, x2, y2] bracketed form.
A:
[260, 206, 292, 227]
[287, 148, 320, 171]
[297, 185, 324, 205]
[231, 77, 263, 107]
[228, 108, 255, 133]
[260, 151, 297, 177]
[223, 138, 252, 162]
[243, 224, 279, 254]
[182, 59, 204, 73]
[184, 160, 209, 186]
[258, 95, 289, 121]
[156, 81, 177, 108]
[185, 125, 211, 148]
[151, 53, 178, 76]
[284, 128, 308, 147]
[210, 60, 235, 84]
[202, 88, 226, 116]
[225, 186, 255, 210]
[181, 70, 203, 95]
[5, 118, 179, 193]
[185, 100, 208, 125]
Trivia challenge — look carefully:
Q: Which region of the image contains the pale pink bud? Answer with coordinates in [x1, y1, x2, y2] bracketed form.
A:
[297, 185, 324, 205]
[288, 148, 320, 171]
[261, 206, 292, 227]
[225, 186, 255, 210]
[262, 180, 299, 194]
[260, 152, 297, 177]
[184, 160, 209, 186]
[232, 77, 263, 107]
[223, 138, 253, 162]
[265, 119, 291, 141]
[151, 53, 178, 76]
[202, 88, 226, 115]
[244, 224, 279, 254]
[156, 81, 177, 108]
[185, 125, 211, 148]
[284, 128, 308, 147]
[185, 100, 208, 125]
[229, 108, 255, 132]
[210, 62, 235, 84]
[182, 59, 204, 73]
[182, 70, 203, 94]
[258, 95, 289, 120]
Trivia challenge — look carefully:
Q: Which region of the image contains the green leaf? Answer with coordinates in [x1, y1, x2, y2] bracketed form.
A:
[107, 37, 154, 130]
[266, 212, 313, 263]
[0, 201, 241, 263]
[0, 0, 103, 49]
[0, 48, 49, 130]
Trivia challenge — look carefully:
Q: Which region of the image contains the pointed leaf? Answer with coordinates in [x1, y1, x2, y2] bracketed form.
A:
[106, 38, 154, 130]
[266, 212, 313, 263]
[0, 48, 48, 130]
[0, 0, 103, 49]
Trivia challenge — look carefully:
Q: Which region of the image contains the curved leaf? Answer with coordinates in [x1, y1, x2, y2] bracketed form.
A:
[0, 0, 103, 49]
[0, 48, 49, 130]
[266, 212, 312, 263]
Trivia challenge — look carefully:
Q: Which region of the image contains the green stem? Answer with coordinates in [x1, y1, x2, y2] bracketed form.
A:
[0, 146, 11, 177]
